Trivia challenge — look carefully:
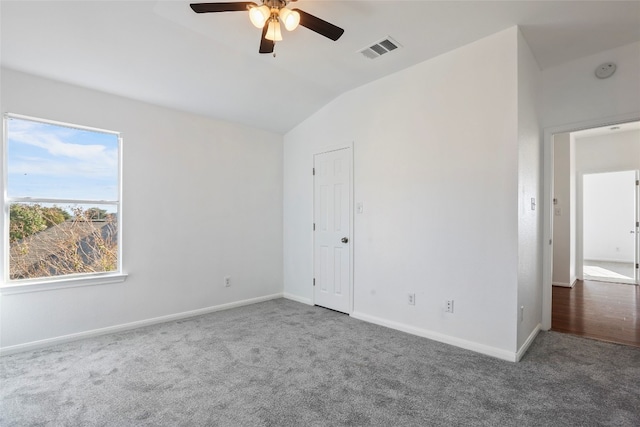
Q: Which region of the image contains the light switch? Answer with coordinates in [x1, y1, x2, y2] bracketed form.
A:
[356, 202, 364, 214]
[554, 207, 562, 216]
[530, 198, 536, 211]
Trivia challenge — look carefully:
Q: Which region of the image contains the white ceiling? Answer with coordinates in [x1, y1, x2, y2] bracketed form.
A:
[2, 1, 639, 133]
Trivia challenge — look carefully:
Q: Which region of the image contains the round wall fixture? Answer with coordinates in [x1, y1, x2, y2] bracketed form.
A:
[595, 62, 616, 79]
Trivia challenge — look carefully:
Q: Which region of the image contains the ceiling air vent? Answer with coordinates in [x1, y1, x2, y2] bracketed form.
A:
[359, 37, 402, 59]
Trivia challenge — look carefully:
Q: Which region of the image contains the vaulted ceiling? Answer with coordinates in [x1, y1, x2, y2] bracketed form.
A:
[2, 1, 639, 133]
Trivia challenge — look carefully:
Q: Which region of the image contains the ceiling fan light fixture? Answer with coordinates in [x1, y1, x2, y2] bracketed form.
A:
[249, 4, 270, 28]
[189, 1, 345, 54]
[265, 19, 283, 41]
[279, 8, 300, 31]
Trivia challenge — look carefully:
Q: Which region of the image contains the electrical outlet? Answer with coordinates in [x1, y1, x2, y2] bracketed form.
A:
[446, 300, 454, 313]
[520, 305, 524, 322]
[408, 293, 415, 305]
[224, 276, 231, 287]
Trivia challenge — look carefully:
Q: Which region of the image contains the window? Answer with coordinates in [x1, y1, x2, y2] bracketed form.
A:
[2, 114, 123, 287]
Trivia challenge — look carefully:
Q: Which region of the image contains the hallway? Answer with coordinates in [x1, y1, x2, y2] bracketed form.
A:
[552, 280, 640, 347]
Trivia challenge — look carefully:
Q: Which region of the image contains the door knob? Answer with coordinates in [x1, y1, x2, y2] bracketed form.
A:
[341, 237, 349, 243]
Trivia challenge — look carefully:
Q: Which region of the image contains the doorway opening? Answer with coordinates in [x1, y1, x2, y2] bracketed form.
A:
[582, 170, 638, 285]
[545, 118, 640, 347]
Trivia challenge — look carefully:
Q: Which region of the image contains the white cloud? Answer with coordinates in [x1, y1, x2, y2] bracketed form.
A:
[7, 118, 118, 179]
[9, 157, 115, 179]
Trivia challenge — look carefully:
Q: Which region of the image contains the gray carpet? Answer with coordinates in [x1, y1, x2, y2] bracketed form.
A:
[1, 299, 639, 426]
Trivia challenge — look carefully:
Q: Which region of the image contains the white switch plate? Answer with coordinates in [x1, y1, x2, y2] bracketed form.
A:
[356, 202, 364, 214]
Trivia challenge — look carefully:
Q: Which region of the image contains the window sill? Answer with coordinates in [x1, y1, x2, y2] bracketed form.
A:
[0, 273, 128, 295]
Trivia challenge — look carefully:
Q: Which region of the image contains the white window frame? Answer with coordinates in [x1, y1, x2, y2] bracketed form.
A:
[1, 113, 126, 294]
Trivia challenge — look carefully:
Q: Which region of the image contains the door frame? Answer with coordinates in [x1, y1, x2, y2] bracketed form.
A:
[636, 170, 639, 284]
[542, 113, 640, 330]
[311, 142, 354, 314]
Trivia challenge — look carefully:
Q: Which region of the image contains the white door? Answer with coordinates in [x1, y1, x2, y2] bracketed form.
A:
[313, 148, 352, 313]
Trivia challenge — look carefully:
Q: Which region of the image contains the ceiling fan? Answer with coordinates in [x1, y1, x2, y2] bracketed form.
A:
[190, 1, 345, 54]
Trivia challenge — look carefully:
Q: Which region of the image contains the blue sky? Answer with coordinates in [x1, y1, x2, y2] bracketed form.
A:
[7, 117, 119, 202]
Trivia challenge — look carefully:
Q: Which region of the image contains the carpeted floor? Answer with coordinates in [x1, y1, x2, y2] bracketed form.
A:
[1, 299, 639, 426]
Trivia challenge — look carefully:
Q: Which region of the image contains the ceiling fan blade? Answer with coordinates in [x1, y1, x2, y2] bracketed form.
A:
[190, 2, 257, 13]
[293, 9, 344, 41]
[259, 23, 275, 54]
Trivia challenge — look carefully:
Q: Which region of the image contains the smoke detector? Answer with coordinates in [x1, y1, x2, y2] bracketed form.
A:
[595, 62, 616, 79]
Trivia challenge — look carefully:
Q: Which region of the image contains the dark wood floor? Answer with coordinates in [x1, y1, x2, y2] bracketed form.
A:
[552, 280, 640, 347]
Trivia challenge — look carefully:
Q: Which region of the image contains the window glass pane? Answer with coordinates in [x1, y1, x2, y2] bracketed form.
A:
[9, 203, 118, 280]
[6, 117, 119, 201]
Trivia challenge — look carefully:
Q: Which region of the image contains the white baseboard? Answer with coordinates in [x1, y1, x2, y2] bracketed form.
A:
[552, 281, 575, 288]
[350, 311, 517, 362]
[516, 323, 541, 362]
[0, 293, 283, 356]
[283, 293, 313, 305]
[585, 258, 633, 264]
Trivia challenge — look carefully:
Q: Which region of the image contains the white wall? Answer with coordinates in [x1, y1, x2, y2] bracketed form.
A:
[284, 27, 525, 359]
[552, 132, 576, 286]
[542, 41, 640, 128]
[0, 68, 283, 350]
[583, 171, 636, 262]
[576, 130, 640, 265]
[516, 31, 543, 349]
[576, 129, 640, 173]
